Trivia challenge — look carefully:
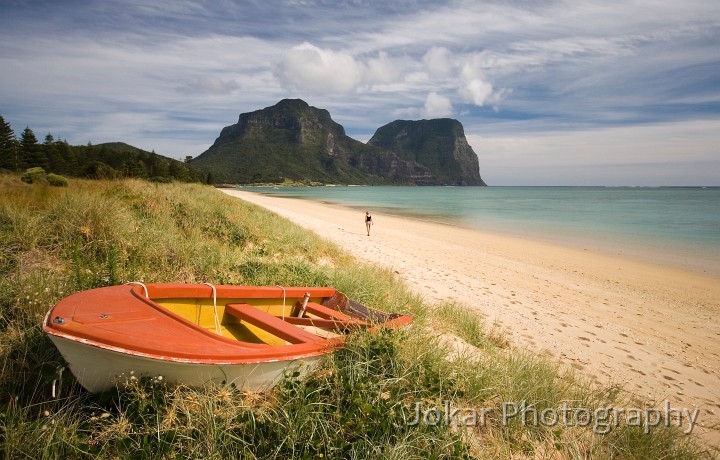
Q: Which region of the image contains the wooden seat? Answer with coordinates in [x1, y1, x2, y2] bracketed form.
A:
[303, 302, 355, 322]
[281, 316, 369, 331]
[225, 304, 322, 344]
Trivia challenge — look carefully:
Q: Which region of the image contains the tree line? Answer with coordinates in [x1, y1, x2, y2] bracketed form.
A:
[0, 114, 208, 183]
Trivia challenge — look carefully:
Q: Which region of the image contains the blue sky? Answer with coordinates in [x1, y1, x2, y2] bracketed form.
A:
[1, 0, 719, 185]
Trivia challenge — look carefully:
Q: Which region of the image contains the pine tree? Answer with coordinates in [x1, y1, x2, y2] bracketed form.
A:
[45, 136, 64, 173]
[20, 127, 38, 149]
[56, 141, 79, 176]
[20, 127, 40, 169]
[0, 115, 19, 170]
[169, 160, 190, 181]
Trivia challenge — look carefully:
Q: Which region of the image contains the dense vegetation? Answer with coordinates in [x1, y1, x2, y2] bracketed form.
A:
[193, 132, 394, 185]
[0, 115, 206, 183]
[0, 174, 709, 458]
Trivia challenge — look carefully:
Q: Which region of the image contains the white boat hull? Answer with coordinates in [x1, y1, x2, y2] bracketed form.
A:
[49, 334, 320, 393]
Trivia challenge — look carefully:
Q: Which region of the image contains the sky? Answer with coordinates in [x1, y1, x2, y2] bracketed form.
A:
[1, 0, 719, 185]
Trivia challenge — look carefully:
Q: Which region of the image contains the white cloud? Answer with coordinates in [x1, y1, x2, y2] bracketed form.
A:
[275, 43, 416, 95]
[366, 51, 408, 85]
[459, 78, 494, 106]
[422, 46, 455, 77]
[424, 92, 453, 117]
[275, 42, 365, 94]
[455, 53, 506, 107]
[276, 42, 415, 95]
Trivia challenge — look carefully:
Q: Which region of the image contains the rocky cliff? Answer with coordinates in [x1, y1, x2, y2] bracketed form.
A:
[368, 119, 486, 186]
[191, 99, 485, 185]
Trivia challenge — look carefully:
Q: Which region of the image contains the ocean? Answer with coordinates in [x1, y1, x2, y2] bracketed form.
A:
[237, 186, 720, 275]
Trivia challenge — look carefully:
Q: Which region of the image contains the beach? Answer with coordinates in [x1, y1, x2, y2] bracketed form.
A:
[222, 189, 720, 443]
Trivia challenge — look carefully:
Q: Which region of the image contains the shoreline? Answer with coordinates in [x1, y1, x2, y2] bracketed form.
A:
[221, 188, 720, 445]
[233, 186, 720, 277]
[307, 197, 720, 277]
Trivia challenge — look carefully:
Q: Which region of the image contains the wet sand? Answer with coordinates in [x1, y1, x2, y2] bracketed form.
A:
[221, 188, 720, 445]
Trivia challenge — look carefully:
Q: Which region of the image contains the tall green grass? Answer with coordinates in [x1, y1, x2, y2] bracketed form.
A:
[0, 174, 711, 459]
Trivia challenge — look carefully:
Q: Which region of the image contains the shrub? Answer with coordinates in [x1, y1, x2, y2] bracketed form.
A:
[20, 167, 46, 184]
[82, 161, 117, 179]
[47, 173, 69, 187]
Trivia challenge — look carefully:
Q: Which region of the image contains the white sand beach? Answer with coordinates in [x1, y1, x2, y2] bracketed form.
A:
[221, 188, 720, 444]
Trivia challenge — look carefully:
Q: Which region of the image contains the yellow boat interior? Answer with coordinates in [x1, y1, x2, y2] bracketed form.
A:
[156, 295, 351, 346]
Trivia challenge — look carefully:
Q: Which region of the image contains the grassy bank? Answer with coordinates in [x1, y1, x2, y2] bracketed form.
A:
[0, 174, 709, 458]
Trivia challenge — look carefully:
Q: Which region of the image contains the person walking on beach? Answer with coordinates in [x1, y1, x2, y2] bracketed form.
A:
[365, 211, 373, 236]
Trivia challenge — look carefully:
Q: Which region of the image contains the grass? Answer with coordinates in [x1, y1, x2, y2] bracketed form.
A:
[0, 173, 712, 459]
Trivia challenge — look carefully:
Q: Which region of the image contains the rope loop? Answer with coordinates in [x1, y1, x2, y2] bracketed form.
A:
[202, 282, 221, 335]
[126, 281, 149, 298]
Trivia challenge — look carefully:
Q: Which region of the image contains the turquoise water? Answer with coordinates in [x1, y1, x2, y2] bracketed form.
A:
[238, 186, 720, 274]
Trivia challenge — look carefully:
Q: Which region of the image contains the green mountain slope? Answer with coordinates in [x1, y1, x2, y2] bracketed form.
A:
[191, 99, 484, 185]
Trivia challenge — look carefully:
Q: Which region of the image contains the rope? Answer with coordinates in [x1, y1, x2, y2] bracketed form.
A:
[276, 285, 286, 320]
[126, 281, 149, 298]
[202, 282, 221, 335]
[51, 367, 65, 399]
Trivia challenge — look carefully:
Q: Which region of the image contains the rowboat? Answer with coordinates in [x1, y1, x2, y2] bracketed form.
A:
[43, 283, 413, 393]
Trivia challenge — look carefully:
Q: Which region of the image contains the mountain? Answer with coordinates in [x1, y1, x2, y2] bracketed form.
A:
[368, 119, 486, 186]
[191, 99, 485, 185]
[190, 99, 431, 185]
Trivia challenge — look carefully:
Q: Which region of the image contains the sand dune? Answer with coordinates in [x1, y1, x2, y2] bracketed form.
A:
[222, 188, 720, 445]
